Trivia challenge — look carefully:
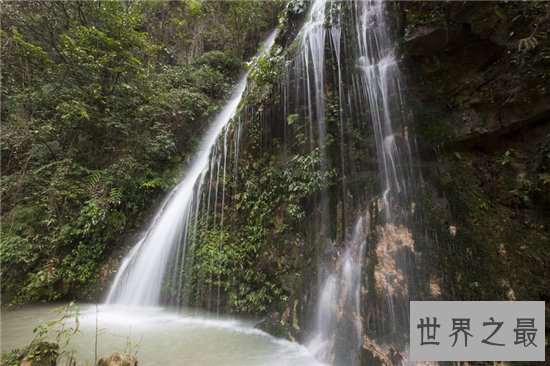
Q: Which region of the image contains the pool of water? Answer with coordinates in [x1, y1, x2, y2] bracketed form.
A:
[1, 304, 324, 366]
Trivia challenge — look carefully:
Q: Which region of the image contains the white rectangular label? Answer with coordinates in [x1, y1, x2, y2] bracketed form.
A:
[410, 301, 545, 361]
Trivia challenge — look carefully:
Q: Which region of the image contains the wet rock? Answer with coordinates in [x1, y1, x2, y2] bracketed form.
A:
[404, 26, 462, 56]
[255, 315, 292, 339]
[18, 342, 59, 366]
[96, 352, 138, 366]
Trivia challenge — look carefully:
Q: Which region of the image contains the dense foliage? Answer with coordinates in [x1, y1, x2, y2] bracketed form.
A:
[1, 0, 280, 305]
[191, 144, 335, 313]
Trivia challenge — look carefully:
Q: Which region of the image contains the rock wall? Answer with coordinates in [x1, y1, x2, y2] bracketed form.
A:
[402, 2, 549, 362]
[255, 1, 549, 363]
[163, 1, 550, 364]
[403, 1, 549, 303]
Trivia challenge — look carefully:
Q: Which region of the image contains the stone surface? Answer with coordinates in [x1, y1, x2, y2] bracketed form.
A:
[17, 342, 59, 366]
[96, 353, 138, 366]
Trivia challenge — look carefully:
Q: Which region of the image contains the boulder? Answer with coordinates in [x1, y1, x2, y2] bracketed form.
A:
[255, 316, 291, 339]
[19, 342, 59, 366]
[96, 352, 137, 366]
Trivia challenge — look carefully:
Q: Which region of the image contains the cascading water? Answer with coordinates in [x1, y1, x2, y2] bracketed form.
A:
[301, 0, 327, 163]
[309, 215, 368, 365]
[299, 0, 415, 364]
[106, 0, 416, 363]
[354, 0, 412, 220]
[106, 30, 278, 307]
[354, 2, 416, 355]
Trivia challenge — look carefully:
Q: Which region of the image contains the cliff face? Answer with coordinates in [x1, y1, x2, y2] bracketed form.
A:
[401, 3, 549, 362]
[403, 1, 549, 303]
[404, 1, 549, 148]
[224, 1, 549, 364]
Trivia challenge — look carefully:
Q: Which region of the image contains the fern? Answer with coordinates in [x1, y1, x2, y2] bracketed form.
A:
[518, 16, 548, 54]
[108, 187, 123, 205]
[518, 35, 539, 53]
[85, 171, 102, 197]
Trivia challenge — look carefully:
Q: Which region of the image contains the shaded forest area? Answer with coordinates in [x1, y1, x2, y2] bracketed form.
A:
[1, 0, 281, 305]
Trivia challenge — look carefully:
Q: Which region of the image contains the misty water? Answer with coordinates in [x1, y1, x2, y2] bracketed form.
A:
[1, 304, 324, 366]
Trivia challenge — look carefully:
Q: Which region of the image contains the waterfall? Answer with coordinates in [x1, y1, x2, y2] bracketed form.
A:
[105, 30, 278, 306]
[355, 0, 411, 220]
[302, 0, 415, 364]
[106, 0, 416, 363]
[309, 215, 368, 365]
[354, 1, 415, 352]
[301, 0, 327, 165]
[299, 1, 370, 363]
